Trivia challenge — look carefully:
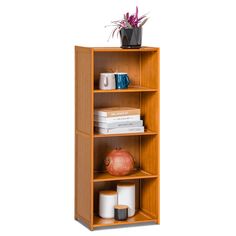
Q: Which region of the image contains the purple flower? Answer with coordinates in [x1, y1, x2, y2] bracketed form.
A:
[106, 6, 149, 39]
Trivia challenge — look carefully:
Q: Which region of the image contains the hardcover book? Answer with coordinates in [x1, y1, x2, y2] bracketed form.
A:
[95, 126, 144, 134]
[94, 120, 143, 128]
[94, 107, 140, 117]
[94, 115, 140, 123]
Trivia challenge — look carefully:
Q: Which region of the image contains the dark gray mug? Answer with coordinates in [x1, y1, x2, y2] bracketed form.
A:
[114, 73, 130, 89]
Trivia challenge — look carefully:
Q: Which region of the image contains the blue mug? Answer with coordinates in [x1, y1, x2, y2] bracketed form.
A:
[114, 73, 130, 89]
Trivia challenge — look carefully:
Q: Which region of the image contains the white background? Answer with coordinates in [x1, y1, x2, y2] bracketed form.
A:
[0, 0, 236, 235]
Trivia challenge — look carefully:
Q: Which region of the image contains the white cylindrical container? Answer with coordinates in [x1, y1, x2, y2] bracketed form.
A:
[99, 190, 117, 219]
[117, 183, 135, 217]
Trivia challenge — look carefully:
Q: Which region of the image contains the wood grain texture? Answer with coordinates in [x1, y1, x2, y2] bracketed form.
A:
[94, 52, 141, 89]
[93, 210, 156, 228]
[94, 92, 140, 109]
[75, 133, 91, 222]
[75, 47, 93, 134]
[94, 170, 158, 182]
[139, 49, 160, 223]
[94, 86, 158, 93]
[75, 46, 160, 229]
[94, 136, 140, 172]
[93, 47, 158, 52]
[141, 49, 160, 89]
[93, 180, 140, 216]
[140, 136, 159, 175]
[141, 92, 159, 131]
[140, 178, 159, 220]
[75, 46, 94, 230]
[94, 129, 157, 138]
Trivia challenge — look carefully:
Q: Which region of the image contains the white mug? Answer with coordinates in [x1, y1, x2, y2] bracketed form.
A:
[99, 73, 116, 90]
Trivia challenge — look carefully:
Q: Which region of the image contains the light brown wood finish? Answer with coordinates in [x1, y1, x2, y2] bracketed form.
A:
[93, 47, 158, 52]
[99, 190, 117, 195]
[94, 86, 157, 93]
[94, 170, 158, 182]
[75, 46, 160, 229]
[114, 205, 128, 209]
[94, 136, 140, 173]
[75, 46, 94, 230]
[94, 129, 157, 138]
[94, 52, 141, 89]
[93, 210, 155, 228]
[94, 93, 140, 109]
[93, 180, 140, 215]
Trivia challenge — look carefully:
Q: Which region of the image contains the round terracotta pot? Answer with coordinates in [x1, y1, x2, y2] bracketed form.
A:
[104, 148, 135, 176]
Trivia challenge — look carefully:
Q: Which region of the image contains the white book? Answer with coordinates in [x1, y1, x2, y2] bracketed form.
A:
[94, 115, 140, 123]
[95, 126, 144, 134]
[94, 120, 143, 128]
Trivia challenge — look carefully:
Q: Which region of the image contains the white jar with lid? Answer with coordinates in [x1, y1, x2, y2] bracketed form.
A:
[99, 190, 117, 218]
[117, 183, 135, 217]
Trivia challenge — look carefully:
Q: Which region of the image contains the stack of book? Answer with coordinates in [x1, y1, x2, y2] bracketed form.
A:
[94, 107, 144, 134]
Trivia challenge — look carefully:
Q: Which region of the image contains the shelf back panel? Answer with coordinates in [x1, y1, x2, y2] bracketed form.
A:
[94, 93, 140, 109]
[94, 180, 140, 215]
[94, 136, 140, 172]
[94, 52, 141, 89]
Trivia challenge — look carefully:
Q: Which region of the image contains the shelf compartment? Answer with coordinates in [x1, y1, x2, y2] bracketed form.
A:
[93, 178, 159, 228]
[94, 50, 159, 90]
[94, 129, 157, 138]
[94, 86, 158, 93]
[94, 136, 158, 178]
[93, 209, 156, 228]
[94, 169, 158, 182]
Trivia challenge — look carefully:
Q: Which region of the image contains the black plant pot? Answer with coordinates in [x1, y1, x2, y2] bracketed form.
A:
[120, 28, 142, 49]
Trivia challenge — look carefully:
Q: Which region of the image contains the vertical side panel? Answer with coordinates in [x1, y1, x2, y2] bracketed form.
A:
[75, 133, 91, 223]
[75, 47, 93, 229]
[140, 49, 160, 223]
[76, 47, 92, 134]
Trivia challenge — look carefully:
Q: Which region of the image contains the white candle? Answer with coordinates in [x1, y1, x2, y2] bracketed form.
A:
[117, 183, 135, 217]
[99, 190, 117, 219]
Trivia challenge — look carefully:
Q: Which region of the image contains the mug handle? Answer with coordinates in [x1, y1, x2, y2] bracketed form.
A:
[104, 76, 108, 87]
[126, 75, 130, 86]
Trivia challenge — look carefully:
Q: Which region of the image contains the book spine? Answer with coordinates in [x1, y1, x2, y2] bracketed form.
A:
[94, 109, 140, 117]
[95, 126, 144, 134]
[94, 120, 143, 128]
[94, 115, 140, 122]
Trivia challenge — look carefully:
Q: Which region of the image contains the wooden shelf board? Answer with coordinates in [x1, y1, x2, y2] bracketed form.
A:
[94, 86, 158, 93]
[93, 169, 158, 182]
[93, 47, 159, 52]
[94, 129, 158, 138]
[93, 209, 156, 228]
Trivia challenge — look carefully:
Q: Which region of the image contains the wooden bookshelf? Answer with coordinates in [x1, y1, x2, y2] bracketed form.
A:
[75, 46, 160, 230]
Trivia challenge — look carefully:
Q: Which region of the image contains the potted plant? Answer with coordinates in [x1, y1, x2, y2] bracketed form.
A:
[107, 6, 148, 49]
